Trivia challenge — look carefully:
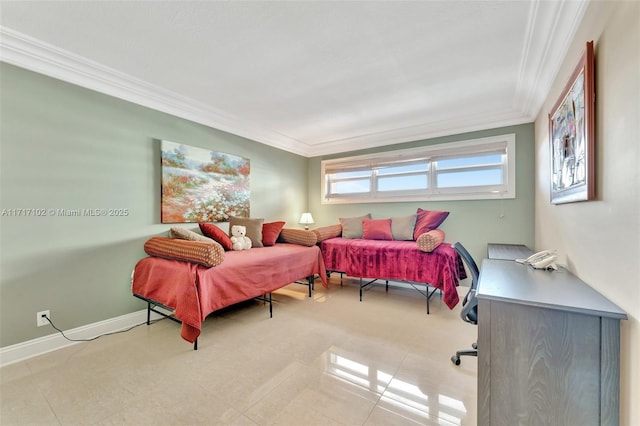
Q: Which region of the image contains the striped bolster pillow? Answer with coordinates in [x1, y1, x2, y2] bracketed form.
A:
[416, 229, 445, 253]
[278, 228, 318, 247]
[312, 224, 342, 242]
[144, 237, 225, 267]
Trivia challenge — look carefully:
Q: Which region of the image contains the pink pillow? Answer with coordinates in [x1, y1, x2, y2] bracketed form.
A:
[362, 218, 393, 240]
[413, 208, 449, 240]
[262, 221, 285, 246]
[199, 223, 233, 251]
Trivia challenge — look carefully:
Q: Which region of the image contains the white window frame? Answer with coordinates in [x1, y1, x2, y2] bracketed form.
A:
[321, 134, 516, 204]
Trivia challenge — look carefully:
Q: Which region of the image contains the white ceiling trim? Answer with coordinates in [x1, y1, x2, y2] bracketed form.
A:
[0, 1, 588, 158]
[306, 108, 528, 158]
[0, 27, 309, 156]
[0, 28, 534, 157]
[513, 0, 589, 117]
[0, 28, 531, 157]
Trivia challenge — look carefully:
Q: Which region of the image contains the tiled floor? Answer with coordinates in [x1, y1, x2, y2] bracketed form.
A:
[1, 276, 478, 425]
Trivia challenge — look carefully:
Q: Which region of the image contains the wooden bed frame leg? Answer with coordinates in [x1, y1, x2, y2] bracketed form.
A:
[308, 276, 313, 297]
[269, 293, 273, 318]
[359, 278, 363, 301]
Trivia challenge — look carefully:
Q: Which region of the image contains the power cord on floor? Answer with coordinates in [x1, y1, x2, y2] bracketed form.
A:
[41, 314, 166, 343]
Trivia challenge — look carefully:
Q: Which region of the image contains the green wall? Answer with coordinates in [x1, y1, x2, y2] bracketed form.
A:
[308, 123, 535, 268]
[0, 63, 309, 347]
[0, 61, 535, 348]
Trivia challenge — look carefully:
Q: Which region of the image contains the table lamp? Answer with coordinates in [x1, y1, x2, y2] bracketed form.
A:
[299, 212, 315, 230]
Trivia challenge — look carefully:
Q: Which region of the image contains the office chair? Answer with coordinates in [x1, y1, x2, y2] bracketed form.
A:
[451, 242, 479, 366]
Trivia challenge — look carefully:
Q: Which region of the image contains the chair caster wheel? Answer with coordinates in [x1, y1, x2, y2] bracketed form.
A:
[451, 355, 461, 366]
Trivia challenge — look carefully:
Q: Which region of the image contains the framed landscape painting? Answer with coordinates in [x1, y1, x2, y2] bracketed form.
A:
[161, 140, 250, 223]
[548, 41, 595, 204]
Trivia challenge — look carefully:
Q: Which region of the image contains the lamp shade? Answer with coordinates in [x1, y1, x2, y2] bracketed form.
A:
[299, 212, 315, 229]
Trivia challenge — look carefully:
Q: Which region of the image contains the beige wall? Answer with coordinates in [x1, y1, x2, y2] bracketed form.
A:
[534, 1, 639, 423]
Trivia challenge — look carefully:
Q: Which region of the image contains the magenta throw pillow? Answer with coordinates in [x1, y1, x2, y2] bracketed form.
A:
[262, 221, 285, 246]
[362, 218, 393, 240]
[199, 223, 233, 251]
[413, 208, 450, 240]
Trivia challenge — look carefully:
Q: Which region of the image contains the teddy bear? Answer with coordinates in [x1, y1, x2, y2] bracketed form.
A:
[230, 225, 252, 251]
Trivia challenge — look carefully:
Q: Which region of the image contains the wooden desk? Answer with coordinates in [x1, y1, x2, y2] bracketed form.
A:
[477, 258, 627, 426]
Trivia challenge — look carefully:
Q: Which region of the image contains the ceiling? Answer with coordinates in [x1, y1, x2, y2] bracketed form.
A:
[0, 1, 588, 157]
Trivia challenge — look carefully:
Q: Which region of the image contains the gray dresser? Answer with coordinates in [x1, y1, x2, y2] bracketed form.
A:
[477, 249, 627, 426]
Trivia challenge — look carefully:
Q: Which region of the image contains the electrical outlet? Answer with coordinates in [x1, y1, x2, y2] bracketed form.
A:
[36, 310, 50, 327]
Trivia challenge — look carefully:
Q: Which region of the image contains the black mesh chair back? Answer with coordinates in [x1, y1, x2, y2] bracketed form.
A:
[451, 242, 480, 364]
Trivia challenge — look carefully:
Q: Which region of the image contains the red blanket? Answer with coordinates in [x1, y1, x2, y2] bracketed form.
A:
[132, 243, 327, 343]
[320, 238, 465, 309]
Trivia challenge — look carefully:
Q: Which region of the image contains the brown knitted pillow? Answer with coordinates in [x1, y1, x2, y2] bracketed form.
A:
[144, 237, 225, 267]
[416, 229, 445, 253]
[312, 224, 342, 242]
[278, 228, 318, 247]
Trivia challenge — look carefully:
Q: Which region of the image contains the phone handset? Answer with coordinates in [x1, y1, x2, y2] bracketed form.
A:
[516, 249, 558, 270]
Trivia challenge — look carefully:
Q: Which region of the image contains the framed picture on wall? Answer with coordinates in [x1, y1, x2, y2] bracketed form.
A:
[548, 40, 595, 204]
[161, 140, 250, 223]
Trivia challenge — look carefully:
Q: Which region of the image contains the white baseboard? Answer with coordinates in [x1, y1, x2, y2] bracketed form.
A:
[0, 308, 168, 368]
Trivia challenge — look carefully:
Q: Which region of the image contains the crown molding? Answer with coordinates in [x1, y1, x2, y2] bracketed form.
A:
[513, 0, 589, 118]
[305, 109, 531, 157]
[1, 0, 587, 160]
[0, 27, 308, 156]
[312, 0, 589, 158]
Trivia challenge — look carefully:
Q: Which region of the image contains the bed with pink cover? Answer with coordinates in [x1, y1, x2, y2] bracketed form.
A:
[132, 243, 327, 347]
[319, 238, 466, 313]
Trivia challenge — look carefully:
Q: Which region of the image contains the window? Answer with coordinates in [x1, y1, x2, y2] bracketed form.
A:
[321, 134, 516, 203]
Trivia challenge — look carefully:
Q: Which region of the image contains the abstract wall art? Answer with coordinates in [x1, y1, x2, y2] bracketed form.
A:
[549, 41, 595, 204]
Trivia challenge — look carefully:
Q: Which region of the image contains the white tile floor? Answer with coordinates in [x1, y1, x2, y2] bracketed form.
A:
[1, 276, 478, 425]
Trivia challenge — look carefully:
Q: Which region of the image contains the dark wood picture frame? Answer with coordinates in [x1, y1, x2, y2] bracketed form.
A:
[548, 40, 595, 204]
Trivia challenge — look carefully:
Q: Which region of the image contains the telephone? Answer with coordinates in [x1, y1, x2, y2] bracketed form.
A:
[516, 249, 558, 270]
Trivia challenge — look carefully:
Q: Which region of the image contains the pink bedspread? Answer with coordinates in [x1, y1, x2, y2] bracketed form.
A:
[132, 243, 327, 343]
[320, 238, 466, 309]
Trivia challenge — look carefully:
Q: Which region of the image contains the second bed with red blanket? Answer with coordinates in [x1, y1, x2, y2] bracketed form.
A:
[319, 237, 466, 311]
